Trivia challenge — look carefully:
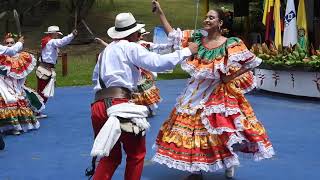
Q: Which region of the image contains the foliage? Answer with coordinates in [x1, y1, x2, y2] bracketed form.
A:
[251, 43, 320, 72]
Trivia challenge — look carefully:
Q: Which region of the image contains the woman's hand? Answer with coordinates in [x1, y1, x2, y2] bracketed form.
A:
[187, 42, 199, 55]
[72, 29, 78, 36]
[18, 36, 24, 44]
[152, 0, 163, 15]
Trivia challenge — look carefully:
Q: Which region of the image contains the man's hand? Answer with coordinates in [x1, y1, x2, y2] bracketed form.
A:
[72, 29, 78, 36]
[187, 42, 198, 55]
[95, 38, 108, 47]
[18, 36, 24, 44]
[220, 74, 234, 84]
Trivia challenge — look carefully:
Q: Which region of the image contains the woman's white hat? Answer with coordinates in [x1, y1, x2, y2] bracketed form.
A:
[44, 26, 63, 35]
[107, 13, 145, 39]
[139, 27, 150, 35]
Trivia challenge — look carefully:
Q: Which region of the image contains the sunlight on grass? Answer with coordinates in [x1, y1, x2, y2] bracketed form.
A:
[26, 55, 189, 88]
[25, 0, 232, 88]
[26, 55, 97, 88]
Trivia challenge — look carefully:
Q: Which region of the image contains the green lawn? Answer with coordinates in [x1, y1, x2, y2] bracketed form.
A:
[26, 55, 97, 89]
[26, 54, 189, 89]
[25, 0, 231, 88]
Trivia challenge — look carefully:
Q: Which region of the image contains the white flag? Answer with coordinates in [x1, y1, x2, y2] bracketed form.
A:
[283, 0, 297, 47]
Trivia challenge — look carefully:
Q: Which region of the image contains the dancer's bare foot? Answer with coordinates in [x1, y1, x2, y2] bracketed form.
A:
[0, 134, 5, 150]
[225, 166, 235, 179]
[11, 130, 21, 135]
[36, 113, 48, 119]
[183, 173, 203, 180]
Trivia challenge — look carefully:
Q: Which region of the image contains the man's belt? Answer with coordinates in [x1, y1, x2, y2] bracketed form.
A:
[39, 62, 55, 69]
[95, 87, 132, 101]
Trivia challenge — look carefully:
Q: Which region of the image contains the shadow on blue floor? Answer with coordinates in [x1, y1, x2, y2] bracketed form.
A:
[1, 79, 320, 180]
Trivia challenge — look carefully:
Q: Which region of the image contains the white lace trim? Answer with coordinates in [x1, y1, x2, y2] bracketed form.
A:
[175, 105, 204, 115]
[152, 153, 240, 172]
[243, 57, 262, 69]
[202, 104, 241, 116]
[228, 50, 255, 64]
[167, 28, 183, 50]
[253, 142, 276, 161]
[200, 113, 245, 135]
[0, 120, 40, 133]
[181, 60, 220, 79]
[152, 133, 274, 172]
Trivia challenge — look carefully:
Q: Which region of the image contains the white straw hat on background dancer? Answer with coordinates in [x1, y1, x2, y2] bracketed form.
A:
[139, 27, 150, 35]
[44, 26, 63, 35]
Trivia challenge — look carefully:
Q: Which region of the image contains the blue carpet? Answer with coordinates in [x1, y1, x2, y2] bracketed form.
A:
[1, 79, 319, 180]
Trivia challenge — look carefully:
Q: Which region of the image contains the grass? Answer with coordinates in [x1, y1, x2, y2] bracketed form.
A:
[26, 54, 190, 89]
[23, 0, 232, 88]
[26, 55, 97, 88]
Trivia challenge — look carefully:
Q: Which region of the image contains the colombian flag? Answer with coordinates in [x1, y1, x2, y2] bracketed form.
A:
[262, 0, 282, 48]
[262, 0, 274, 43]
[273, 0, 282, 49]
[297, 0, 308, 50]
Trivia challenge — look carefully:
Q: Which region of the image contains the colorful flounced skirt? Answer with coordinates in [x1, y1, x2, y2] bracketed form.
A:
[0, 96, 40, 133]
[0, 52, 39, 134]
[132, 70, 161, 110]
[24, 86, 45, 113]
[153, 72, 275, 172]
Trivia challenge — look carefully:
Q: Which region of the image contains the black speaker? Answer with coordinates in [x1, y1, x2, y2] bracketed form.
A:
[233, 0, 249, 17]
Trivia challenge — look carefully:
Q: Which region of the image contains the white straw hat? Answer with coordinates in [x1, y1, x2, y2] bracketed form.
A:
[44, 26, 63, 35]
[107, 13, 145, 39]
[139, 27, 150, 35]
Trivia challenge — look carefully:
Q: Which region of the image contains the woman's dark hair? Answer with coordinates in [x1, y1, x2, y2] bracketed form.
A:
[211, 8, 225, 23]
[210, 8, 232, 36]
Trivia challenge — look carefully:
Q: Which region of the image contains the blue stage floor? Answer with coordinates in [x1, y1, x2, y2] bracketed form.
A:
[1, 79, 320, 180]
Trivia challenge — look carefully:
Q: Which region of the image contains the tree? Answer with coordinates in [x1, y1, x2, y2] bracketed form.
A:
[65, 0, 96, 44]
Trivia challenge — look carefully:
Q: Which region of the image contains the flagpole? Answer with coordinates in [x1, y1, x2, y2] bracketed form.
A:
[203, 0, 209, 15]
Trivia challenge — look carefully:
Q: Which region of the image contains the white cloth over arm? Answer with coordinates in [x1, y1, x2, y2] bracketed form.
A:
[41, 33, 74, 64]
[0, 42, 23, 56]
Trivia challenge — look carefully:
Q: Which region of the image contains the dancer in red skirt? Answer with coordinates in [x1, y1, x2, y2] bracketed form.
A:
[151, 1, 275, 179]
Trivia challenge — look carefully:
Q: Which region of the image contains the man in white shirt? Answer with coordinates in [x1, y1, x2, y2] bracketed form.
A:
[90, 13, 198, 180]
[36, 26, 77, 118]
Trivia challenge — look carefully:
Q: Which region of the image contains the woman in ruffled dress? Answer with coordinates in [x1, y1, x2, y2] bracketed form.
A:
[0, 33, 40, 135]
[151, 1, 275, 179]
[133, 28, 162, 116]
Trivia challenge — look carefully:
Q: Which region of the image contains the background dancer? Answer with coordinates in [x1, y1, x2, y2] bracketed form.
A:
[0, 33, 39, 135]
[36, 26, 77, 118]
[132, 27, 166, 116]
[151, 1, 275, 179]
